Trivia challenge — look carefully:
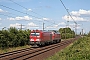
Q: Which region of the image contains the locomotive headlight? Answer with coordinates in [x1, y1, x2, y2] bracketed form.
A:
[30, 39, 41, 41]
[30, 39, 34, 41]
[36, 39, 41, 41]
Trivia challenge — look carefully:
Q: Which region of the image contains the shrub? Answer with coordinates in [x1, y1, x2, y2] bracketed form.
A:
[0, 27, 30, 49]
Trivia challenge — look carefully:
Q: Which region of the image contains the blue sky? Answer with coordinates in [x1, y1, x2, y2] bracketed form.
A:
[0, 0, 90, 34]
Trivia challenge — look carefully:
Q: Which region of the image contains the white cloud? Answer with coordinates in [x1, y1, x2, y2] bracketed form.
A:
[0, 18, 1, 20]
[0, 9, 4, 12]
[69, 23, 81, 29]
[0, 23, 1, 25]
[70, 11, 80, 16]
[27, 9, 32, 11]
[9, 23, 25, 28]
[62, 15, 86, 21]
[25, 22, 39, 29]
[36, 17, 51, 21]
[8, 16, 32, 20]
[43, 18, 51, 20]
[0, 9, 8, 13]
[46, 22, 81, 31]
[59, 22, 66, 25]
[54, 22, 66, 27]
[71, 9, 90, 16]
[62, 9, 90, 21]
[9, 22, 39, 29]
[27, 22, 38, 27]
[46, 22, 66, 29]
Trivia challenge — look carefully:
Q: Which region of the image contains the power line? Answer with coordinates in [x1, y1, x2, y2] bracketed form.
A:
[0, 4, 55, 24]
[59, 0, 77, 24]
[0, 14, 44, 25]
[60, 0, 77, 24]
[6, 12, 19, 17]
[59, 0, 77, 35]
[0, 4, 42, 20]
[0, 4, 60, 30]
[8, 0, 45, 18]
[17, 24, 25, 30]
[0, 13, 14, 18]
[8, 0, 59, 29]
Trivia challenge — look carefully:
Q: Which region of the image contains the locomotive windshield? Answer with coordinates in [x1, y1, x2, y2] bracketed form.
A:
[31, 33, 40, 36]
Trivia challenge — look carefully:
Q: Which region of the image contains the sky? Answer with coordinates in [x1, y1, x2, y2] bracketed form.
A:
[0, 0, 90, 34]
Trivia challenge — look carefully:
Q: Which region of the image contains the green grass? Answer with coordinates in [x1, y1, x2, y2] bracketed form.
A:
[0, 45, 31, 54]
[46, 37, 90, 60]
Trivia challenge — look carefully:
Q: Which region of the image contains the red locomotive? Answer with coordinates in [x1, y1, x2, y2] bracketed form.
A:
[30, 30, 61, 46]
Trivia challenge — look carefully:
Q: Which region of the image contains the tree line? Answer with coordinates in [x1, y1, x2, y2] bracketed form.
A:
[0, 27, 30, 49]
[87, 31, 90, 37]
[59, 28, 75, 39]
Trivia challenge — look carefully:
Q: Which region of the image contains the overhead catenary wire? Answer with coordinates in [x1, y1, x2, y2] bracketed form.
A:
[59, 0, 77, 24]
[0, 4, 56, 24]
[8, 0, 59, 29]
[0, 13, 41, 29]
[0, 2, 62, 30]
[59, 0, 77, 35]
[8, 0, 45, 18]
[0, 13, 14, 18]
[6, 12, 22, 17]
[0, 13, 44, 24]
[0, 4, 42, 20]
[8, 0, 52, 22]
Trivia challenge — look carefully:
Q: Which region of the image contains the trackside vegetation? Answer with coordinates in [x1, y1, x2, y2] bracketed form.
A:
[46, 36, 90, 60]
[0, 45, 30, 54]
[0, 27, 30, 49]
[0, 27, 75, 53]
[59, 28, 75, 39]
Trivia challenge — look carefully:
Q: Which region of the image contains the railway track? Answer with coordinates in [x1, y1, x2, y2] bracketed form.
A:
[0, 36, 80, 60]
[0, 48, 34, 57]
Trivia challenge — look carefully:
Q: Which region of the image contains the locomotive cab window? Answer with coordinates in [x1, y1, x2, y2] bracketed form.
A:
[31, 33, 40, 36]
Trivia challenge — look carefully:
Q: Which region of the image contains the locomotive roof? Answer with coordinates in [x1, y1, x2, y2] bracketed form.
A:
[48, 30, 60, 34]
[31, 30, 60, 34]
[31, 30, 50, 32]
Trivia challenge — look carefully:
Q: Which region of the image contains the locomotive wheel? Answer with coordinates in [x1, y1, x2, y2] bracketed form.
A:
[39, 42, 45, 47]
[57, 40, 60, 43]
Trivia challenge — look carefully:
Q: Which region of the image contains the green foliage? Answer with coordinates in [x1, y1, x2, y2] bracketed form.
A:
[59, 28, 75, 39]
[0, 27, 30, 49]
[87, 31, 90, 37]
[46, 37, 90, 60]
[0, 30, 9, 49]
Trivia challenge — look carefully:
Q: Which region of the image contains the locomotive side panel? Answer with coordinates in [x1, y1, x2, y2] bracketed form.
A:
[30, 30, 52, 46]
[30, 30, 61, 46]
[51, 31, 61, 43]
[42, 32, 52, 41]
